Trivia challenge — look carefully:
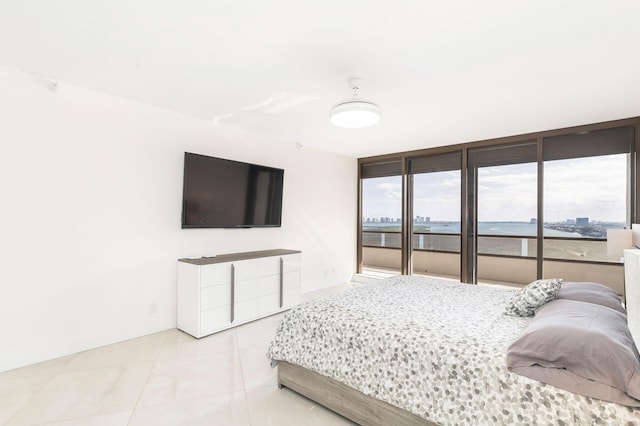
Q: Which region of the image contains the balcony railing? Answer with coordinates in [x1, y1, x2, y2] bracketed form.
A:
[362, 231, 620, 264]
[362, 230, 401, 248]
[361, 231, 624, 292]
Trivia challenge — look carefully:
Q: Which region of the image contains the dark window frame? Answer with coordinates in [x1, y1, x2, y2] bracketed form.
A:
[357, 117, 639, 283]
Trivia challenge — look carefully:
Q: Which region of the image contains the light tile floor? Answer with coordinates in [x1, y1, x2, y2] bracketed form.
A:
[0, 285, 357, 426]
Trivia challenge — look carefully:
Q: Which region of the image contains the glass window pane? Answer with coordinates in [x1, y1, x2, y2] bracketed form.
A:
[543, 153, 628, 263]
[412, 171, 461, 279]
[477, 162, 538, 284]
[361, 176, 402, 273]
[413, 171, 461, 235]
[477, 163, 537, 233]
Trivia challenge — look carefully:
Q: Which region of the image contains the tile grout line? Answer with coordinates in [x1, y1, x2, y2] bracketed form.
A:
[235, 329, 254, 426]
[126, 330, 171, 426]
[3, 372, 59, 426]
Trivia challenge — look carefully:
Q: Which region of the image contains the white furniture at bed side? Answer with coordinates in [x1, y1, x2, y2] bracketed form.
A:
[623, 248, 640, 346]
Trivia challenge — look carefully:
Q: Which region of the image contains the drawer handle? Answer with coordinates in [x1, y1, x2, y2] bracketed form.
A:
[280, 257, 284, 308]
[231, 264, 235, 322]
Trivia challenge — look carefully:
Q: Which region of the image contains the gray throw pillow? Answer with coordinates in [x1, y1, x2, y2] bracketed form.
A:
[557, 281, 625, 314]
[504, 278, 562, 317]
[507, 298, 640, 406]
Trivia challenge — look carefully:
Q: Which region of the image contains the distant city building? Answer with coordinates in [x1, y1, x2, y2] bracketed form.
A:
[530, 218, 537, 224]
[566, 219, 576, 224]
[576, 217, 589, 225]
[415, 215, 430, 223]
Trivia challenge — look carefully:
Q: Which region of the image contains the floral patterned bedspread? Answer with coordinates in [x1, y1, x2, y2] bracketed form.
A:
[267, 275, 640, 425]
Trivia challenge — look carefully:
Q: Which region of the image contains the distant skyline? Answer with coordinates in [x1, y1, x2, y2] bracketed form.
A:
[362, 154, 627, 223]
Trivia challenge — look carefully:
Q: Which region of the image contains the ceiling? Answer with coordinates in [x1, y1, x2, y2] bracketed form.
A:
[1, 1, 639, 158]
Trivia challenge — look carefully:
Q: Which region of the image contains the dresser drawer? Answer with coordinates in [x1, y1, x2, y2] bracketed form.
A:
[234, 298, 258, 323]
[233, 259, 259, 281]
[258, 274, 279, 296]
[282, 254, 301, 273]
[235, 278, 259, 302]
[259, 256, 280, 276]
[201, 283, 231, 311]
[200, 263, 232, 287]
[283, 287, 301, 308]
[200, 305, 231, 335]
[283, 270, 301, 290]
[258, 293, 280, 316]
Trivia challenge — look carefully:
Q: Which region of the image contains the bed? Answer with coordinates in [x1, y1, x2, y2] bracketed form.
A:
[267, 275, 640, 425]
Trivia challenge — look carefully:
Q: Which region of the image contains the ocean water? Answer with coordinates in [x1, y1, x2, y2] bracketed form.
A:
[363, 221, 582, 237]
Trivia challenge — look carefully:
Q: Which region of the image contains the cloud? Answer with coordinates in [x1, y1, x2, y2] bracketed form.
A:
[477, 163, 537, 221]
[361, 153, 628, 223]
[362, 178, 402, 218]
[413, 171, 461, 220]
[543, 155, 626, 222]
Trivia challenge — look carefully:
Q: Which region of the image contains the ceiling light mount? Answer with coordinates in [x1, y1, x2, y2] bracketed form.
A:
[348, 77, 362, 96]
[330, 78, 381, 129]
[47, 81, 59, 93]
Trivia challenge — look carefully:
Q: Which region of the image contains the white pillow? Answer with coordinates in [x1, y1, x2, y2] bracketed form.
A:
[504, 278, 563, 317]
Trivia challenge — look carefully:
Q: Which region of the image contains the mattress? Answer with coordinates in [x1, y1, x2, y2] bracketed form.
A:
[267, 275, 640, 425]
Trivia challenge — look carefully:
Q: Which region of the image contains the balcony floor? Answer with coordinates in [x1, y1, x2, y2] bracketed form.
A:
[360, 266, 524, 290]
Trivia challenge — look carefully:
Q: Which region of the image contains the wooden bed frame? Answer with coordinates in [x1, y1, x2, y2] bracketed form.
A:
[277, 361, 437, 426]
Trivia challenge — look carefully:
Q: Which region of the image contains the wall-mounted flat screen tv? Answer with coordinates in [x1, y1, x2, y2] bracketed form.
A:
[181, 152, 284, 228]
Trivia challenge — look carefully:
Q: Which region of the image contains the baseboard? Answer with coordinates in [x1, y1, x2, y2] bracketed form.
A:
[0, 318, 176, 373]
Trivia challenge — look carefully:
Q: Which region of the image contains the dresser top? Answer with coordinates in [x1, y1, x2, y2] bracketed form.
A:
[178, 249, 301, 265]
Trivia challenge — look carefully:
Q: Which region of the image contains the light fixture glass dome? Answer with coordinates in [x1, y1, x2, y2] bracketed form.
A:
[330, 77, 381, 128]
[330, 100, 381, 128]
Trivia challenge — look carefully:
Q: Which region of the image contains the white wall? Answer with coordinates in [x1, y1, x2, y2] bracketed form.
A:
[0, 67, 357, 372]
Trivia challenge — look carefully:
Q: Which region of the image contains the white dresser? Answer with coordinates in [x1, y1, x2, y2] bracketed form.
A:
[177, 249, 301, 338]
[624, 248, 640, 347]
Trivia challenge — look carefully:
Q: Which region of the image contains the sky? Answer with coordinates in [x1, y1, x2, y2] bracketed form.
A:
[362, 153, 627, 223]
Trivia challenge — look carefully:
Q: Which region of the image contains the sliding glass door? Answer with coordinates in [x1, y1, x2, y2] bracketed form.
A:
[468, 142, 538, 285]
[542, 127, 633, 294]
[360, 160, 403, 274]
[409, 153, 461, 279]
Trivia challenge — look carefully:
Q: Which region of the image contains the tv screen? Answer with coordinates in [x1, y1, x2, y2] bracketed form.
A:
[181, 152, 284, 228]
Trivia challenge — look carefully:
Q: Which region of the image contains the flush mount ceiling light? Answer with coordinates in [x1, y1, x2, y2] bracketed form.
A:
[330, 78, 381, 128]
